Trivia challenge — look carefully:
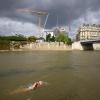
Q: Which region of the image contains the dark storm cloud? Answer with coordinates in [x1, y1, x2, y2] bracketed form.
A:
[0, 0, 100, 28]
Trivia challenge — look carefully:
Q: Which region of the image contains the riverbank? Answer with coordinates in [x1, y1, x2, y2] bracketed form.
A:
[0, 48, 72, 52]
[0, 42, 72, 52]
[20, 42, 72, 51]
[1, 42, 100, 52]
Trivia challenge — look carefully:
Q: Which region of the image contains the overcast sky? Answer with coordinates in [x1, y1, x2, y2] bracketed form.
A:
[0, 0, 100, 37]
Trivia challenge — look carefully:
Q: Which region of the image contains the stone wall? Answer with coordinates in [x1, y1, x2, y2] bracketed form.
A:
[21, 42, 72, 50]
[93, 43, 100, 50]
[72, 42, 100, 50]
[72, 42, 83, 50]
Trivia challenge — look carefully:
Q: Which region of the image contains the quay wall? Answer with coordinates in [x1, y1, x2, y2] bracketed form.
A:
[93, 43, 100, 50]
[72, 42, 83, 50]
[72, 42, 100, 50]
[21, 42, 72, 51]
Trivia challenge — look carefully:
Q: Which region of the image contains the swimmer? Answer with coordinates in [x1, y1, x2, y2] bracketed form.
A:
[10, 81, 45, 95]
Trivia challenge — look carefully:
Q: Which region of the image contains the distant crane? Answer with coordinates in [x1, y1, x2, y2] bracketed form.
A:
[17, 8, 49, 37]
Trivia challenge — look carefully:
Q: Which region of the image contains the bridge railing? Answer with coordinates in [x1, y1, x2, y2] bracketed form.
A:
[80, 38, 100, 41]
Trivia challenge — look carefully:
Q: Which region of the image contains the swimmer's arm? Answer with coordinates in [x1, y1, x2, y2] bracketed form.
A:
[10, 87, 34, 95]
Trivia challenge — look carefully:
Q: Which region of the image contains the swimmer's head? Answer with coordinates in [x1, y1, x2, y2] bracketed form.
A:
[38, 81, 43, 85]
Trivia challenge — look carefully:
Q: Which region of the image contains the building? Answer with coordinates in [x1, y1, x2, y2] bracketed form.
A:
[53, 27, 68, 36]
[43, 27, 68, 39]
[43, 30, 55, 40]
[77, 24, 100, 41]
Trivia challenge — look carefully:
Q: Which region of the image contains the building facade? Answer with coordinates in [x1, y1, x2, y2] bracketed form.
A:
[77, 24, 100, 41]
[53, 27, 68, 36]
[43, 27, 68, 39]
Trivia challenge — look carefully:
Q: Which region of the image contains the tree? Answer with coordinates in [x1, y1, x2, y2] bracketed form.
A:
[50, 36, 55, 42]
[28, 36, 37, 42]
[66, 37, 72, 45]
[46, 34, 56, 42]
[56, 32, 72, 45]
[0, 34, 27, 41]
[9, 34, 27, 41]
[56, 32, 66, 43]
[46, 34, 51, 42]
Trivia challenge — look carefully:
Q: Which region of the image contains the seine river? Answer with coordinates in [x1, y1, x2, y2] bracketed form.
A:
[0, 51, 100, 100]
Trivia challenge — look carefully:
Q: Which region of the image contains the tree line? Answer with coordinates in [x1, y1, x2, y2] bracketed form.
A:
[0, 32, 72, 44]
[0, 32, 72, 50]
[46, 32, 72, 45]
[0, 34, 37, 50]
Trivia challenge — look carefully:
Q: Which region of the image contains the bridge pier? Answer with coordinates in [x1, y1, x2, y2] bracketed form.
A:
[81, 43, 94, 50]
[72, 42, 84, 50]
[72, 42, 94, 50]
[93, 43, 100, 50]
[72, 40, 100, 51]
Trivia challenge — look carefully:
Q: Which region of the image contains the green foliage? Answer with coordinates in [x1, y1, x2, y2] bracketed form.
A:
[46, 34, 51, 42]
[50, 35, 55, 42]
[0, 40, 10, 50]
[66, 38, 72, 45]
[46, 34, 55, 42]
[0, 34, 38, 50]
[28, 36, 37, 42]
[0, 34, 27, 41]
[0, 34, 27, 49]
[56, 32, 72, 45]
[0, 40, 10, 44]
[9, 34, 27, 41]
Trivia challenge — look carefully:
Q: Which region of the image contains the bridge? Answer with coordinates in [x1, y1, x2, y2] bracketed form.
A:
[72, 39, 100, 50]
[80, 39, 100, 44]
[80, 39, 100, 50]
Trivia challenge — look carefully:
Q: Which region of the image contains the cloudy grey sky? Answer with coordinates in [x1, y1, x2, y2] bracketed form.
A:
[0, 0, 100, 37]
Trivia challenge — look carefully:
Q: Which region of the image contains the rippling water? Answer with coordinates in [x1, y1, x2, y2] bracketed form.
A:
[0, 51, 100, 100]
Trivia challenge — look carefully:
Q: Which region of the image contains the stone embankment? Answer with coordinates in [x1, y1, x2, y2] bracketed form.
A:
[93, 43, 100, 50]
[20, 42, 72, 51]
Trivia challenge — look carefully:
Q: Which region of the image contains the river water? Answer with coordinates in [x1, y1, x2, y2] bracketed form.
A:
[0, 51, 100, 100]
